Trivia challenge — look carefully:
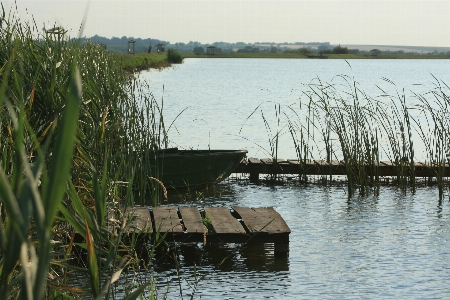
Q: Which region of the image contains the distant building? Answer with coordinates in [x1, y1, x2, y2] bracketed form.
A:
[206, 46, 217, 55]
[156, 44, 165, 53]
[128, 40, 136, 54]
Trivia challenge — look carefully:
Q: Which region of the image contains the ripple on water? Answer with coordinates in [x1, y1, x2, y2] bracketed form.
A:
[118, 182, 450, 299]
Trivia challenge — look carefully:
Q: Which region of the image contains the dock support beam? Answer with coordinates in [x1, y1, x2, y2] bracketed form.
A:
[274, 242, 289, 258]
[249, 171, 259, 182]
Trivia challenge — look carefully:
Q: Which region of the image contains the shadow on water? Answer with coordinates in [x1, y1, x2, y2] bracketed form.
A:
[152, 242, 289, 273]
[136, 181, 239, 206]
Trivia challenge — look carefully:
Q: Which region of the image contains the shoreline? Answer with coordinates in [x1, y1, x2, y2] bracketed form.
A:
[116, 51, 450, 73]
[181, 52, 450, 59]
[122, 60, 172, 74]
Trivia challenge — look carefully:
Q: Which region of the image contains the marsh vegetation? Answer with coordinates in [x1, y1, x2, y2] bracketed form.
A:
[0, 7, 174, 298]
[1, 5, 450, 300]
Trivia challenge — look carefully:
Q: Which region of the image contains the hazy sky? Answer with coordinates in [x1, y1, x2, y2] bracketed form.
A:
[5, 0, 450, 46]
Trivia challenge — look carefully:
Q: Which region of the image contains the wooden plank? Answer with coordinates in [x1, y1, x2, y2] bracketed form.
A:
[152, 206, 184, 233]
[417, 161, 433, 167]
[126, 207, 152, 233]
[260, 158, 285, 164]
[314, 160, 330, 166]
[179, 206, 207, 233]
[247, 157, 261, 164]
[232, 207, 290, 235]
[287, 159, 300, 165]
[330, 160, 342, 166]
[110, 206, 151, 234]
[238, 158, 450, 177]
[286, 159, 299, 163]
[203, 207, 246, 234]
[288, 159, 315, 165]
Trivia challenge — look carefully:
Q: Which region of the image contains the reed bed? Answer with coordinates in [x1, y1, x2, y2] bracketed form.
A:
[247, 72, 450, 200]
[0, 7, 174, 299]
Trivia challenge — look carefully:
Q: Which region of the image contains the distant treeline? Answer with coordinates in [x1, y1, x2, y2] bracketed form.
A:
[85, 35, 450, 56]
[285, 45, 450, 56]
[84, 36, 333, 54]
[86, 35, 170, 53]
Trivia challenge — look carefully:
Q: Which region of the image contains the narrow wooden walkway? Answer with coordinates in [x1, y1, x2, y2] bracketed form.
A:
[114, 206, 291, 256]
[234, 157, 450, 179]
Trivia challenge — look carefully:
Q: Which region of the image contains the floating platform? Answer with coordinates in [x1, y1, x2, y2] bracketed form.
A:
[112, 206, 291, 257]
[234, 157, 450, 180]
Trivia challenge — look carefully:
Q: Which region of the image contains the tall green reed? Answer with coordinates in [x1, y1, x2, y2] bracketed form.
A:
[283, 74, 450, 199]
[0, 38, 81, 299]
[375, 79, 416, 192]
[413, 78, 450, 201]
[0, 7, 165, 298]
[240, 100, 288, 181]
[297, 75, 381, 197]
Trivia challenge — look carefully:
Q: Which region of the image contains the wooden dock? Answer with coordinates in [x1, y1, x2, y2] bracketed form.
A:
[114, 206, 291, 257]
[234, 157, 450, 180]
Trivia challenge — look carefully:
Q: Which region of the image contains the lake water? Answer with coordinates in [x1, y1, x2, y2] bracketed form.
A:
[139, 58, 450, 161]
[125, 59, 450, 299]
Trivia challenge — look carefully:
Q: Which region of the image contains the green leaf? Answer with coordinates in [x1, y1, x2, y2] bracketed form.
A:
[42, 60, 81, 227]
[85, 219, 100, 298]
[122, 280, 153, 300]
[59, 205, 85, 239]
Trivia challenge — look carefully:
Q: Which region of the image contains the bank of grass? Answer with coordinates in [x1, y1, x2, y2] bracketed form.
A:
[115, 52, 172, 72]
[115, 50, 449, 73]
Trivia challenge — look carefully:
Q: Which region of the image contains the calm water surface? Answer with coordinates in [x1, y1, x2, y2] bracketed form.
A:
[140, 58, 450, 160]
[127, 59, 450, 299]
[125, 182, 450, 299]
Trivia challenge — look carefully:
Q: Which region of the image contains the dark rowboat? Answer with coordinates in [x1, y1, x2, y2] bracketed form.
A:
[134, 148, 248, 189]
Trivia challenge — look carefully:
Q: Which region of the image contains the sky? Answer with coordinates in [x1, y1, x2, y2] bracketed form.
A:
[4, 0, 450, 47]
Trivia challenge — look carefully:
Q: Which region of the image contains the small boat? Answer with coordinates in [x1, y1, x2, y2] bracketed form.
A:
[133, 148, 248, 189]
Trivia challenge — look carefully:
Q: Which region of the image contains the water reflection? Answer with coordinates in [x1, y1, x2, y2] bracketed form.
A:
[119, 179, 450, 298]
[147, 241, 291, 299]
[153, 242, 289, 272]
[137, 181, 241, 206]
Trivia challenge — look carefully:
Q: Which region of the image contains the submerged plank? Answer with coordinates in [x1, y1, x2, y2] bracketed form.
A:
[109, 206, 151, 234]
[179, 206, 207, 233]
[232, 207, 290, 234]
[127, 206, 152, 233]
[152, 206, 184, 233]
[203, 207, 246, 234]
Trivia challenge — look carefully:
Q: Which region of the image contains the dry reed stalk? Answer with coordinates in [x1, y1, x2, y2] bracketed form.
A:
[148, 176, 168, 200]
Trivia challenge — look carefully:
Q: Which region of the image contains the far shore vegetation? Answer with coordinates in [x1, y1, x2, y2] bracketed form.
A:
[114, 42, 450, 72]
[87, 35, 450, 72]
[182, 51, 450, 59]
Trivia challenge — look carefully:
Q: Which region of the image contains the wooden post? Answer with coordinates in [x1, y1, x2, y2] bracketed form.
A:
[249, 171, 259, 182]
[274, 242, 289, 258]
[248, 158, 261, 183]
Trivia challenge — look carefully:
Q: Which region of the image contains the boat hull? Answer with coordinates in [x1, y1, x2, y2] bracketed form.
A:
[134, 149, 248, 189]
